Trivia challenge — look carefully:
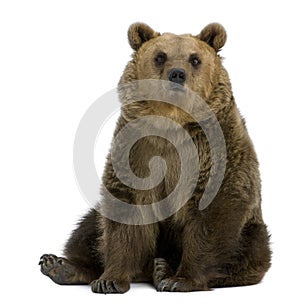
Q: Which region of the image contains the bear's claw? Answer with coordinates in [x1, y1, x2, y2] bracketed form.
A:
[91, 279, 130, 294]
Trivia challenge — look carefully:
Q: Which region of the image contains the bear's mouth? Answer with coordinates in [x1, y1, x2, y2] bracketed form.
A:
[170, 84, 185, 92]
[167, 81, 185, 92]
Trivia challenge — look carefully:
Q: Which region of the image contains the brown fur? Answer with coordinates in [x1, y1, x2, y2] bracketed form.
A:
[39, 22, 271, 293]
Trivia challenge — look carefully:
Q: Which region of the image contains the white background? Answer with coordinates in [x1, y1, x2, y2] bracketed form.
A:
[1, 0, 299, 303]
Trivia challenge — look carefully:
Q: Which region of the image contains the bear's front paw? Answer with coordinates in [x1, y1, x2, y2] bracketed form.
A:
[153, 258, 174, 288]
[91, 278, 130, 294]
[156, 277, 209, 292]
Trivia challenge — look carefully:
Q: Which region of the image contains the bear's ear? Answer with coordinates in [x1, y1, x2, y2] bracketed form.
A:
[197, 23, 227, 52]
[128, 22, 160, 51]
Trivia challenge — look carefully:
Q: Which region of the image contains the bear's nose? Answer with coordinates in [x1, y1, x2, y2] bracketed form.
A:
[168, 68, 186, 85]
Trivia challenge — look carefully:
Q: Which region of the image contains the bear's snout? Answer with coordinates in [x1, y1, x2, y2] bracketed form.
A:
[168, 68, 186, 85]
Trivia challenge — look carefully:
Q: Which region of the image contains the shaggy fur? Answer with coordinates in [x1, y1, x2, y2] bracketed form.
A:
[39, 22, 271, 293]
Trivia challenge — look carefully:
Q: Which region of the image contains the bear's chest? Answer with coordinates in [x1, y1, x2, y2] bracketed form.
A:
[128, 132, 210, 201]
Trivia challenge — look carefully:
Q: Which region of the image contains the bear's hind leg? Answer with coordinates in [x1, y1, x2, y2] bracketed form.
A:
[39, 254, 98, 284]
[209, 223, 271, 288]
[39, 209, 103, 285]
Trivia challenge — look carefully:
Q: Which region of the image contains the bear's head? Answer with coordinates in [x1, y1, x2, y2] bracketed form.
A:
[119, 23, 232, 125]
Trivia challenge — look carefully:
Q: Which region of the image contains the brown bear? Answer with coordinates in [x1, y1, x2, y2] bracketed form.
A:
[39, 22, 271, 293]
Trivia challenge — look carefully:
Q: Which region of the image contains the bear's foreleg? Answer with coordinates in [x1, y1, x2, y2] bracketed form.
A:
[91, 219, 158, 294]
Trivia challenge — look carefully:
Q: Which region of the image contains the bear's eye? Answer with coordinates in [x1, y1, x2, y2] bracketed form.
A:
[155, 52, 167, 65]
[189, 55, 201, 67]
